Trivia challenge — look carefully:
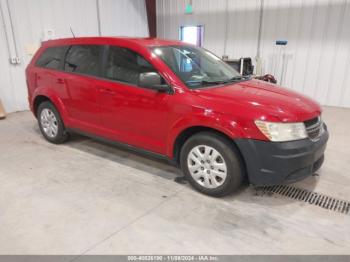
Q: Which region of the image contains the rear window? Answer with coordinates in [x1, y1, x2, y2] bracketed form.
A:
[35, 46, 66, 69]
[64, 45, 101, 77]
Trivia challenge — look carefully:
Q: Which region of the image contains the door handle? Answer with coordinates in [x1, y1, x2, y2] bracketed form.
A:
[99, 88, 115, 95]
[56, 78, 65, 84]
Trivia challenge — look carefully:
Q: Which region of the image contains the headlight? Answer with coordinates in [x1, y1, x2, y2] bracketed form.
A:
[255, 120, 308, 142]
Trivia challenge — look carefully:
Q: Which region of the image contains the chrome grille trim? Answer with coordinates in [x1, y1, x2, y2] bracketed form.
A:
[304, 116, 323, 140]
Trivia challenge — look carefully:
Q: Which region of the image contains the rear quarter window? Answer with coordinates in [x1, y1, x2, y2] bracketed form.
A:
[35, 46, 66, 70]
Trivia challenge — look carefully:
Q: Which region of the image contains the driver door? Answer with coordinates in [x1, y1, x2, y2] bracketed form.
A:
[98, 45, 170, 154]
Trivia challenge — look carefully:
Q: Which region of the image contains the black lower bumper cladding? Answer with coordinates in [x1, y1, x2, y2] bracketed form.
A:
[236, 127, 329, 185]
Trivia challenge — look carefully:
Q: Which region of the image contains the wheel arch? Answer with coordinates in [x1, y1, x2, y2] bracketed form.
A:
[31, 89, 70, 126]
[171, 126, 246, 169]
[33, 95, 51, 117]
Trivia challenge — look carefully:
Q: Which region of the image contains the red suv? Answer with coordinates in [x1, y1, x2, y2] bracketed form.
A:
[26, 37, 328, 197]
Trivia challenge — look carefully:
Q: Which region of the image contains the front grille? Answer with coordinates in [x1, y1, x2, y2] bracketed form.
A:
[304, 117, 320, 127]
[304, 116, 323, 140]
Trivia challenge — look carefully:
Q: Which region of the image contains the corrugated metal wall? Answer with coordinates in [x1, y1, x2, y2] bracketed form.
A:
[157, 0, 350, 108]
[0, 0, 148, 113]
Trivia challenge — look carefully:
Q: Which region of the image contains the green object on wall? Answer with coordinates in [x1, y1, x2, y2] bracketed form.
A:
[185, 3, 193, 14]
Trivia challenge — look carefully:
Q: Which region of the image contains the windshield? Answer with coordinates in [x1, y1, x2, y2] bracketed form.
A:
[152, 45, 245, 88]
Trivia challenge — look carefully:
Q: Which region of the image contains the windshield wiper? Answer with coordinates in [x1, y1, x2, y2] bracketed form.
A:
[186, 75, 251, 88]
[222, 75, 251, 83]
[185, 80, 225, 86]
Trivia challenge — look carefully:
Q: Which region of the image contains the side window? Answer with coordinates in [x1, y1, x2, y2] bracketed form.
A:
[106, 46, 156, 85]
[64, 45, 101, 76]
[35, 46, 66, 70]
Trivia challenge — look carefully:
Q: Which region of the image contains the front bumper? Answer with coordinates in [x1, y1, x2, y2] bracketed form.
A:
[235, 127, 329, 185]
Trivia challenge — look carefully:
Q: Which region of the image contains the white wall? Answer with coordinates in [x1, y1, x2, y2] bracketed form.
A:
[0, 0, 149, 113]
[157, 0, 350, 108]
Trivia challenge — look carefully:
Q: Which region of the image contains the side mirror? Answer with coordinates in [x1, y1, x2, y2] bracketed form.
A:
[138, 72, 170, 92]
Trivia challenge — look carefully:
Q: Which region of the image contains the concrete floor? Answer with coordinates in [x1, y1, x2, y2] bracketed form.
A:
[0, 106, 349, 255]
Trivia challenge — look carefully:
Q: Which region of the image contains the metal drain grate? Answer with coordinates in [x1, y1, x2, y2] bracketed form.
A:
[257, 185, 350, 215]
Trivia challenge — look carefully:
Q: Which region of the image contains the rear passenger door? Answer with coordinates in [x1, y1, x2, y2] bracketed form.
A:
[59, 45, 103, 130]
[33, 46, 67, 105]
[97, 45, 170, 154]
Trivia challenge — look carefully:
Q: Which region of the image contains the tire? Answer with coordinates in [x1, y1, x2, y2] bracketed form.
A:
[180, 132, 244, 197]
[37, 101, 69, 144]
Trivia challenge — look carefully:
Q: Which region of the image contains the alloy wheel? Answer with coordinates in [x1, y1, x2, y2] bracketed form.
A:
[40, 108, 58, 138]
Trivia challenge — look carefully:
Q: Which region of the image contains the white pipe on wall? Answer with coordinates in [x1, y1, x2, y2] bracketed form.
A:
[96, 0, 102, 36]
[5, 0, 19, 63]
[255, 0, 264, 75]
[222, 0, 229, 57]
[0, 0, 12, 58]
[0, 0, 18, 64]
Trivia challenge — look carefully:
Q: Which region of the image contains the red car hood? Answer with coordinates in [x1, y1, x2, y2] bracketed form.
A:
[193, 79, 321, 122]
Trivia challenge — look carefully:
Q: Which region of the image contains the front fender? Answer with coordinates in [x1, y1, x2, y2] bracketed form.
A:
[165, 110, 246, 158]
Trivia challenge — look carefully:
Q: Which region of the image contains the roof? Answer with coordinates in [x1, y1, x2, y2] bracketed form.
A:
[121, 37, 185, 46]
[42, 37, 186, 47]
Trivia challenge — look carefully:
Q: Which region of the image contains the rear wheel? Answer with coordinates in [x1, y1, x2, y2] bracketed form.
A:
[180, 132, 244, 197]
[37, 101, 69, 144]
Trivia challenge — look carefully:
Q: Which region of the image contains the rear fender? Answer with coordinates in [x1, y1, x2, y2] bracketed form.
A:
[32, 87, 70, 126]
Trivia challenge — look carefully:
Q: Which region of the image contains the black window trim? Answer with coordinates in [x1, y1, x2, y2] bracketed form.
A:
[35, 45, 69, 70]
[34, 44, 105, 80]
[34, 44, 174, 94]
[63, 44, 105, 78]
[101, 45, 173, 94]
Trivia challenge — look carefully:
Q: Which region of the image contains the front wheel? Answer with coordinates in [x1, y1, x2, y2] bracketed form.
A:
[180, 132, 245, 197]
